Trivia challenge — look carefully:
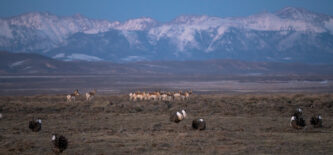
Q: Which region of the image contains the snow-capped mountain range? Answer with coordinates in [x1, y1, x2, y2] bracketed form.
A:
[1, 7, 333, 63]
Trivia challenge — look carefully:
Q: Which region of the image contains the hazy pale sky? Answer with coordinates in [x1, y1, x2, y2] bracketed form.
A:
[0, 0, 332, 21]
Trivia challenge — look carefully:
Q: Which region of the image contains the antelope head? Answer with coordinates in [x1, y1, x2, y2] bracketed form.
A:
[74, 89, 80, 96]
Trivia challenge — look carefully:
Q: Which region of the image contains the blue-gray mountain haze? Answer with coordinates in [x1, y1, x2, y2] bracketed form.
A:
[1, 7, 333, 63]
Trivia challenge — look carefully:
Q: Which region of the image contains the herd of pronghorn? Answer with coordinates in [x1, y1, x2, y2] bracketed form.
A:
[65, 89, 324, 131]
[66, 89, 192, 103]
[129, 90, 192, 101]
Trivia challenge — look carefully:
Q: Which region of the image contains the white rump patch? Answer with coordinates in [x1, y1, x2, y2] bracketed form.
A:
[297, 108, 302, 113]
[318, 115, 322, 119]
[176, 112, 183, 120]
[181, 110, 187, 118]
[52, 135, 56, 140]
[37, 119, 42, 124]
[199, 119, 204, 122]
[291, 116, 296, 121]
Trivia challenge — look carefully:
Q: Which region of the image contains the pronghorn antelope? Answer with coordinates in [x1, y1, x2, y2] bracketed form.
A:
[166, 92, 174, 101]
[130, 91, 145, 101]
[129, 90, 192, 101]
[133, 91, 161, 101]
[66, 89, 80, 103]
[143, 91, 150, 100]
[183, 90, 192, 100]
[129, 92, 135, 101]
[136, 91, 144, 100]
[160, 92, 171, 101]
[137, 92, 145, 101]
[129, 92, 137, 101]
[86, 89, 97, 101]
[148, 92, 160, 101]
[173, 91, 182, 100]
[159, 91, 173, 101]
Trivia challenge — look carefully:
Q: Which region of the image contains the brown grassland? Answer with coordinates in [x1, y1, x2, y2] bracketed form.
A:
[0, 93, 333, 154]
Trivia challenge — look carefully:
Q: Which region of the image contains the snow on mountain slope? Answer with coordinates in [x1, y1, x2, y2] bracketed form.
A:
[0, 7, 333, 63]
[148, 9, 331, 52]
[116, 17, 157, 31]
[66, 53, 102, 61]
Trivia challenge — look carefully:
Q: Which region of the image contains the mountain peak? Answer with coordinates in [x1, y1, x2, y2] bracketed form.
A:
[1, 8, 333, 63]
[72, 13, 86, 19]
[124, 17, 157, 25]
[172, 15, 211, 24]
[275, 6, 327, 21]
[117, 17, 158, 30]
[277, 6, 310, 14]
[11, 11, 56, 19]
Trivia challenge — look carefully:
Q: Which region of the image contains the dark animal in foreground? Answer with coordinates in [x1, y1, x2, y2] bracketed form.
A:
[290, 108, 306, 129]
[52, 134, 68, 154]
[310, 115, 323, 128]
[29, 118, 42, 132]
[290, 116, 306, 129]
[192, 118, 206, 130]
[293, 108, 303, 119]
[170, 110, 187, 123]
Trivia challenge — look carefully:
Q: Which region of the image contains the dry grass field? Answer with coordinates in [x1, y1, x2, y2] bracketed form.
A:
[1, 93, 333, 154]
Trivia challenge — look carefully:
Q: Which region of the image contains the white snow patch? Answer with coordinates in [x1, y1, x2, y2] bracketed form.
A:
[122, 56, 147, 62]
[0, 20, 13, 38]
[325, 19, 333, 34]
[10, 60, 26, 67]
[23, 66, 32, 70]
[66, 53, 102, 61]
[116, 17, 156, 31]
[83, 29, 100, 34]
[53, 53, 65, 59]
[148, 13, 329, 52]
[122, 31, 141, 46]
[144, 64, 169, 69]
